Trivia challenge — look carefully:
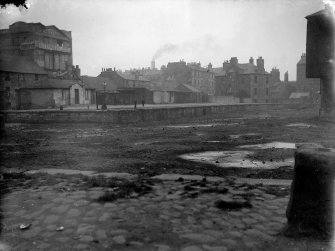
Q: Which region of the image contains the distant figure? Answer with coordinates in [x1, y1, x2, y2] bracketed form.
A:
[142, 99, 145, 107]
[134, 100, 137, 109]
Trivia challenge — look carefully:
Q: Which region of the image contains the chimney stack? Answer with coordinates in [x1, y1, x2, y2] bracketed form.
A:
[271, 67, 280, 82]
[230, 57, 238, 66]
[284, 71, 289, 82]
[151, 60, 155, 70]
[249, 57, 254, 64]
[256, 56, 264, 70]
[208, 62, 212, 71]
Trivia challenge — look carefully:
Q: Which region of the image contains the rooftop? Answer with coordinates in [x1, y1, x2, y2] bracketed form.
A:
[0, 54, 48, 75]
[81, 75, 118, 91]
[20, 78, 81, 89]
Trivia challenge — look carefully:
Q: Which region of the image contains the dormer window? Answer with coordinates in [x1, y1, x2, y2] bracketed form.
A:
[57, 40, 63, 47]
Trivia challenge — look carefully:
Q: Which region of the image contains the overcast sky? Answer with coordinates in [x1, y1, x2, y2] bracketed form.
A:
[0, 0, 326, 80]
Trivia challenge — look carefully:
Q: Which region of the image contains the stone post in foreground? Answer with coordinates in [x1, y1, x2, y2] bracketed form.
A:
[285, 147, 335, 238]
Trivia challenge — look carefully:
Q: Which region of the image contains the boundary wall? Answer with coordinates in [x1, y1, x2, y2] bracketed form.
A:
[1, 104, 312, 124]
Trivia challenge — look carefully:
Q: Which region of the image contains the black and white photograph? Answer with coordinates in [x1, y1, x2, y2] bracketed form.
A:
[0, 0, 334, 250]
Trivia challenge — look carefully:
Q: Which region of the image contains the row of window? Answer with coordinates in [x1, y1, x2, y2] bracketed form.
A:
[4, 73, 39, 81]
[239, 76, 269, 84]
[192, 70, 214, 79]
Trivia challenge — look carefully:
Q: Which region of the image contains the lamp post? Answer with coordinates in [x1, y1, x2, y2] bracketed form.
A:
[102, 81, 107, 110]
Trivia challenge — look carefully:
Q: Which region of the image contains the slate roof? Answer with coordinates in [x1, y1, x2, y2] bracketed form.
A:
[212, 67, 224, 74]
[0, 55, 48, 75]
[214, 71, 227, 77]
[188, 65, 212, 72]
[9, 22, 70, 41]
[81, 75, 117, 91]
[174, 84, 201, 93]
[306, 8, 335, 19]
[20, 78, 82, 89]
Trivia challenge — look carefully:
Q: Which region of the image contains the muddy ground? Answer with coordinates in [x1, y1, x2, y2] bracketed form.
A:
[1, 106, 334, 182]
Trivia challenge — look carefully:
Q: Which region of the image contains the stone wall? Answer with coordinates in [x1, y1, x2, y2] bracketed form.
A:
[1, 103, 310, 124]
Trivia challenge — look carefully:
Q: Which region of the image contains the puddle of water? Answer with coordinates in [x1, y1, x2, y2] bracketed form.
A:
[134, 141, 160, 146]
[239, 142, 296, 150]
[167, 124, 219, 129]
[239, 142, 323, 150]
[53, 141, 80, 144]
[166, 122, 241, 129]
[230, 133, 261, 139]
[205, 141, 225, 143]
[286, 123, 315, 128]
[179, 150, 293, 169]
[25, 168, 136, 179]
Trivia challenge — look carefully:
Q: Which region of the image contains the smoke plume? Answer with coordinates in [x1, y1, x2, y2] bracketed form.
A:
[152, 35, 223, 61]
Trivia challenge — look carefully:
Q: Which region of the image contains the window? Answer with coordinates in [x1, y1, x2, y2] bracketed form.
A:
[254, 76, 257, 83]
[5, 73, 10, 81]
[254, 88, 257, 95]
[266, 99, 269, 103]
[19, 74, 25, 81]
[57, 40, 63, 47]
[266, 88, 269, 95]
[85, 89, 90, 100]
[35, 74, 39, 81]
[266, 77, 269, 84]
[62, 89, 69, 100]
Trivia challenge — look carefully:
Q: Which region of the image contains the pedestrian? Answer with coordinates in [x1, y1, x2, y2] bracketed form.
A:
[134, 100, 137, 109]
[142, 99, 145, 107]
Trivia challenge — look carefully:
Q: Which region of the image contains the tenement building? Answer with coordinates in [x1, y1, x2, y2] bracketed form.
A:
[0, 22, 73, 78]
[215, 57, 272, 103]
[161, 60, 215, 97]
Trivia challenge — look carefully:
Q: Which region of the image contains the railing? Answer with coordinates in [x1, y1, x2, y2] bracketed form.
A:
[20, 41, 71, 53]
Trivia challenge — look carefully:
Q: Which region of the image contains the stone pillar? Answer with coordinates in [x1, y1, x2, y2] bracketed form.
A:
[285, 147, 335, 238]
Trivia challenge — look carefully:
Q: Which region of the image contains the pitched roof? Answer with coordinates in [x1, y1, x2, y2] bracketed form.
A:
[174, 83, 201, 93]
[214, 70, 227, 77]
[81, 75, 117, 91]
[306, 8, 335, 19]
[212, 67, 224, 74]
[187, 65, 212, 73]
[9, 22, 70, 41]
[0, 55, 48, 75]
[20, 78, 81, 89]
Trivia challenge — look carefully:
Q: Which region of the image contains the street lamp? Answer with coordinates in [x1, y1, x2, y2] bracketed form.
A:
[102, 81, 107, 110]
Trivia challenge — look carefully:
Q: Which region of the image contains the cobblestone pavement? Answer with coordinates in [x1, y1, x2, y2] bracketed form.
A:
[0, 176, 331, 251]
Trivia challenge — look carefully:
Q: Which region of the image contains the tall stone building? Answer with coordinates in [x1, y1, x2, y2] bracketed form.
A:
[0, 22, 74, 79]
[214, 57, 272, 103]
[161, 60, 215, 96]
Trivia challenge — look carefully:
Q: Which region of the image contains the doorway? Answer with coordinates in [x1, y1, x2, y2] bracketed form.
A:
[75, 89, 79, 104]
